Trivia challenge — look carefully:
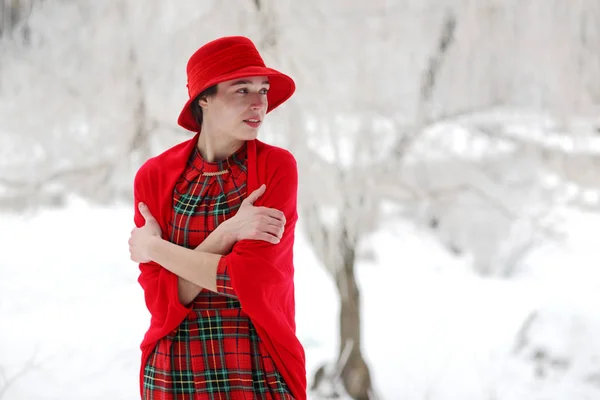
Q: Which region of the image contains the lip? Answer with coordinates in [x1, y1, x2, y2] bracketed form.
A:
[243, 116, 262, 128]
[244, 120, 261, 128]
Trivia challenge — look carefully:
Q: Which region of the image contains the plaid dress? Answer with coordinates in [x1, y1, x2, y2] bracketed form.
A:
[142, 143, 294, 400]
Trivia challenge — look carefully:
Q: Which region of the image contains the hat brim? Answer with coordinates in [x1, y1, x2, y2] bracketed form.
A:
[177, 66, 295, 132]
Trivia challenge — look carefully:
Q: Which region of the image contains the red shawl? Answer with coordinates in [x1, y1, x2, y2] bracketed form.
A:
[133, 134, 306, 399]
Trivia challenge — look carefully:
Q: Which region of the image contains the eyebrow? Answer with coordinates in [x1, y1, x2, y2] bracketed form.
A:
[229, 80, 270, 86]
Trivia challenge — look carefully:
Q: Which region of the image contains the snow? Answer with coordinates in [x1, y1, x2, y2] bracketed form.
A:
[1, 197, 599, 400]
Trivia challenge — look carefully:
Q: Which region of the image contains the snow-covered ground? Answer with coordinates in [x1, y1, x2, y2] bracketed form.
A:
[1, 197, 599, 400]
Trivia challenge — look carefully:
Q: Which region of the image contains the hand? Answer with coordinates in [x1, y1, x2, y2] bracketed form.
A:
[129, 202, 163, 263]
[222, 184, 286, 245]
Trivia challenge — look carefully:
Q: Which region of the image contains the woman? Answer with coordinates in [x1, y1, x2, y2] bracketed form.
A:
[128, 36, 306, 400]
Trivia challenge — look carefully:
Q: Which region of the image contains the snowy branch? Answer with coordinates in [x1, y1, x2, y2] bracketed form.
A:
[0, 352, 41, 399]
[391, 10, 457, 161]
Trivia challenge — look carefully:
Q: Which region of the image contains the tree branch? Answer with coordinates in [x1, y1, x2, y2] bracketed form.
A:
[0, 351, 41, 399]
[392, 10, 457, 160]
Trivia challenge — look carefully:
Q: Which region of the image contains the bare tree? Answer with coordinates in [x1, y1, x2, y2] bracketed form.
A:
[290, 6, 459, 399]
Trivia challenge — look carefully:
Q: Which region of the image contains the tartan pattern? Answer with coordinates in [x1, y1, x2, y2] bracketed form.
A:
[143, 143, 293, 399]
[216, 263, 237, 299]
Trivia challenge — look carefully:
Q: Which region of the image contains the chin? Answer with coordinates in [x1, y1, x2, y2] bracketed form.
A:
[238, 129, 259, 140]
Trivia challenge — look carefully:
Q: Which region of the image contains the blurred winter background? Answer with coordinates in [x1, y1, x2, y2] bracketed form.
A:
[1, 1, 600, 399]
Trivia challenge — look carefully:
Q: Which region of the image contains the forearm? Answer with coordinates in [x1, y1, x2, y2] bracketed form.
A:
[177, 278, 202, 306]
[176, 224, 235, 305]
[194, 223, 236, 255]
[148, 236, 222, 294]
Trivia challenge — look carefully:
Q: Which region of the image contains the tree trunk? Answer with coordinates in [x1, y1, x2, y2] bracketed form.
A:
[335, 232, 373, 400]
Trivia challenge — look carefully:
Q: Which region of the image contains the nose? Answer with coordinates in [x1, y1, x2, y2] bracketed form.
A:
[250, 93, 267, 111]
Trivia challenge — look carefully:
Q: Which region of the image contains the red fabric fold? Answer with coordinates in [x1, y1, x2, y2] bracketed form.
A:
[133, 135, 306, 399]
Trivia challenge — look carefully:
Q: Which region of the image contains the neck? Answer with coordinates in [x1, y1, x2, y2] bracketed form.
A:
[197, 123, 244, 162]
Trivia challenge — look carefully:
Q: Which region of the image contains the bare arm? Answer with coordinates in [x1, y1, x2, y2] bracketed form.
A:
[147, 235, 222, 294]
[129, 184, 285, 306]
[177, 225, 236, 305]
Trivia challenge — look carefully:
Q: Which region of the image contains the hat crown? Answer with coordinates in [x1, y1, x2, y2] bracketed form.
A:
[186, 36, 266, 96]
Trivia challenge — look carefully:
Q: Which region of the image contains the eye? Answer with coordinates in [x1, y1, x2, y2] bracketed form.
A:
[259, 88, 269, 95]
[236, 88, 249, 94]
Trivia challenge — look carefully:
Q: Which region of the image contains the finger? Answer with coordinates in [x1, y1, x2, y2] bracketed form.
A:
[254, 231, 280, 244]
[243, 184, 266, 205]
[255, 217, 284, 238]
[261, 217, 285, 229]
[260, 221, 285, 239]
[259, 207, 286, 223]
[138, 202, 157, 222]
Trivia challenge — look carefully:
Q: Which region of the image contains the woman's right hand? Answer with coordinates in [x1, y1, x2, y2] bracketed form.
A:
[222, 184, 286, 245]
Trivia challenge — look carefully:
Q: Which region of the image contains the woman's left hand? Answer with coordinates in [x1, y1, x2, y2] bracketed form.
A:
[129, 202, 162, 263]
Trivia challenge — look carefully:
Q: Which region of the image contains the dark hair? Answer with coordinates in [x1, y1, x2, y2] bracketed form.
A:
[190, 85, 218, 130]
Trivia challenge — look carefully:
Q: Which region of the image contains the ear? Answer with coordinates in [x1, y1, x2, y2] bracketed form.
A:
[198, 96, 210, 108]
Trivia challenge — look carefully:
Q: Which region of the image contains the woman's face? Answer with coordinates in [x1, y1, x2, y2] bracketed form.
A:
[200, 75, 269, 141]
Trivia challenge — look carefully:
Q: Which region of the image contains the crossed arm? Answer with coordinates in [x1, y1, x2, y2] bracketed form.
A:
[129, 184, 286, 305]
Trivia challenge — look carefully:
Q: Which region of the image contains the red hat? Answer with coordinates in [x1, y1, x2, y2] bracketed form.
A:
[177, 36, 296, 132]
